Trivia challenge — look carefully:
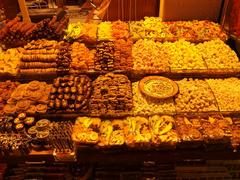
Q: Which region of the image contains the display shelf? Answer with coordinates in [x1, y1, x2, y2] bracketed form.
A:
[0, 150, 54, 164]
[77, 149, 240, 164]
[0, 16, 240, 168]
[0, 70, 237, 83]
[2, 148, 240, 164]
[36, 111, 240, 120]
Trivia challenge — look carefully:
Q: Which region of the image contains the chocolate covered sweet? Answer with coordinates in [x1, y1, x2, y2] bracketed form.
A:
[48, 75, 92, 113]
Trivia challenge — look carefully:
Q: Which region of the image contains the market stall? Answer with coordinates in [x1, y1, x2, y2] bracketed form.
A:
[0, 1, 240, 178]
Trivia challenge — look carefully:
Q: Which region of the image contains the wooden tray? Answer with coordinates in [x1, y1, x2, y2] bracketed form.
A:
[138, 76, 179, 99]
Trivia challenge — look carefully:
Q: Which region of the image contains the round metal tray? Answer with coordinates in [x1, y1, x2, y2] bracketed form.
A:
[138, 76, 179, 99]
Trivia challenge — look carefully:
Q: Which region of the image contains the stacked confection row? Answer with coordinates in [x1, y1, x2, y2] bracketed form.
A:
[64, 18, 227, 42]
[1, 17, 238, 76]
[72, 115, 240, 150]
[0, 38, 239, 75]
[1, 75, 240, 116]
[1, 17, 226, 47]
[1, 114, 240, 155]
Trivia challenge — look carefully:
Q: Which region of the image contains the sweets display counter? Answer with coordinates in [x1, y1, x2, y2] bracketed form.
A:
[0, 16, 240, 176]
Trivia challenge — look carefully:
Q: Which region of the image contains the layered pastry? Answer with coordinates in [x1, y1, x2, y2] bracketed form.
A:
[49, 121, 73, 152]
[90, 73, 133, 115]
[4, 81, 50, 114]
[20, 39, 58, 74]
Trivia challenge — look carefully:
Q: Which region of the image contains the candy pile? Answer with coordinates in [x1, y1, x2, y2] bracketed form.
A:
[72, 115, 237, 149]
[130, 17, 172, 40]
[0, 113, 35, 133]
[175, 79, 218, 112]
[112, 21, 130, 40]
[168, 20, 228, 42]
[114, 39, 133, 70]
[164, 40, 207, 70]
[207, 78, 240, 112]
[48, 75, 91, 113]
[70, 42, 94, 71]
[0, 48, 23, 75]
[132, 82, 176, 115]
[30, 15, 69, 40]
[132, 39, 169, 72]
[129, 17, 227, 42]
[132, 39, 238, 71]
[94, 42, 115, 71]
[64, 22, 97, 43]
[175, 116, 203, 145]
[72, 117, 100, 145]
[72, 115, 179, 148]
[90, 73, 133, 115]
[0, 133, 31, 155]
[56, 41, 71, 74]
[197, 39, 240, 69]
[98, 22, 114, 41]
